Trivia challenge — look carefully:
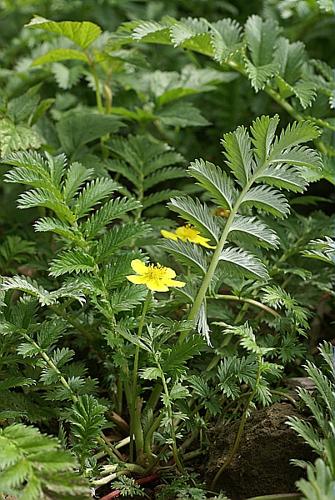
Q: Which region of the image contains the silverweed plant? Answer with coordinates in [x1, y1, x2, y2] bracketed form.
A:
[0, 7, 334, 500]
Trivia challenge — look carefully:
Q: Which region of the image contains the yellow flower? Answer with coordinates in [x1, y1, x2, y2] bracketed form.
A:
[127, 259, 186, 292]
[161, 224, 216, 249]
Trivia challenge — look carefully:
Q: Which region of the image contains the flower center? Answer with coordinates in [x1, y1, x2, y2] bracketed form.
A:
[145, 264, 167, 281]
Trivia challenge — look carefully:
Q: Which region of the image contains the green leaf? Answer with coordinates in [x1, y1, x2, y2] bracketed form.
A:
[228, 215, 279, 248]
[222, 125, 254, 186]
[162, 239, 207, 274]
[211, 18, 243, 62]
[188, 158, 237, 209]
[276, 38, 306, 85]
[49, 250, 96, 277]
[74, 178, 119, 219]
[268, 145, 322, 171]
[251, 115, 279, 164]
[83, 197, 141, 238]
[142, 189, 181, 209]
[157, 101, 209, 127]
[302, 237, 335, 264]
[32, 48, 89, 66]
[240, 185, 290, 218]
[0, 276, 55, 306]
[109, 284, 147, 313]
[34, 217, 79, 241]
[63, 162, 93, 203]
[26, 16, 101, 49]
[17, 188, 74, 224]
[144, 167, 186, 190]
[244, 15, 280, 91]
[256, 164, 308, 192]
[245, 15, 279, 67]
[69, 395, 106, 460]
[94, 223, 150, 262]
[0, 423, 90, 498]
[269, 121, 320, 158]
[169, 196, 220, 243]
[56, 112, 124, 155]
[292, 79, 317, 109]
[8, 88, 40, 123]
[219, 246, 269, 280]
[132, 20, 172, 44]
[0, 119, 43, 155]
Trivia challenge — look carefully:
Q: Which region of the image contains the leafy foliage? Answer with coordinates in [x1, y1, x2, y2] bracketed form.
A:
[0, 423, 90, 499]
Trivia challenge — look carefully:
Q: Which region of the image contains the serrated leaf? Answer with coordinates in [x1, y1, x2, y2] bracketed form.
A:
[142, 189, 180, 209]
[188, 158, 237, 209]
[94, 223, 149, 262]
[32, 48, 89, 66]
[26, 16, 101, 49]
[83, 197, 141, 238]
[63, 162, 93, 203]
[161, 239, 207, 274]
[1, 276, 54, 306]
[219, 246, 269, 280]
[49, 251, 96, 277]
[240, 185, 290, 218]
[228, 215, 279, 248]
[144, 166, 185, 190]
[169, 196, 220, 243]
[74, 178, 119, 218]
[34, 217, 79, 241]
[256, 164, 308, 192]
[0, 119, 43, 155]
[110, 284, 147, 312]
[211, 18, 243, 62]
[222, 125, 254, 185]
[244, 15, 280, 91]
[132, 20, 172, 44]
[251, 115, 280, 164]
[157, 101, 209, 127]
[269, 121, 320, 158]
[245, 15, 279, 66]
[56, 112, 124, 155]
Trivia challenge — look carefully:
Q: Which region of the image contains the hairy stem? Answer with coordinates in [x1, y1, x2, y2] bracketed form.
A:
[182, 175, 257, 341]
[156, 358, 184, 473]
[211, 294, 280, 318]
[129, 290, 151, 462]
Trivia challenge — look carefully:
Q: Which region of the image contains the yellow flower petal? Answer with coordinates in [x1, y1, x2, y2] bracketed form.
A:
[131, 259, 147, 275]
[161, 229, 178, 241]
[193, 236, 216, 249]
[146, 281, 169, 292]
[165, 279, 186, 288]
[127, 275, 147, 284]
[161, 266, 176, 279]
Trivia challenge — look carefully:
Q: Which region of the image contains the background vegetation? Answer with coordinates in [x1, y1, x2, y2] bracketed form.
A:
[0, 1, 334, 499]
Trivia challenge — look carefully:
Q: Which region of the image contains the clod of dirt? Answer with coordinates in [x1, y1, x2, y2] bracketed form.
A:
[206, 402, 315, 499]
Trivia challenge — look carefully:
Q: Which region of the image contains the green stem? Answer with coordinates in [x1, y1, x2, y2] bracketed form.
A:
[157, 361, 184, 473]
[211, 294, 280, 318]
[181, 176, 257, 343]
[129, 291, 151, 462]
[211, 356, 262, 490]
[21, 332, 121, 461]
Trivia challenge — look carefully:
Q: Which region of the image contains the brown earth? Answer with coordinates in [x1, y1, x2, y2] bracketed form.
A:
[206, 402, 316, 499]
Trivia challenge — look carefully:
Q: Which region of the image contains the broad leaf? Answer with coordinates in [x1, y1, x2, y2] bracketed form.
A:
[26, 17, 101, 49]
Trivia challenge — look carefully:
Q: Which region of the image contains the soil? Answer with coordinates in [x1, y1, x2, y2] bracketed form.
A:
[206, 402, 316, 499]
